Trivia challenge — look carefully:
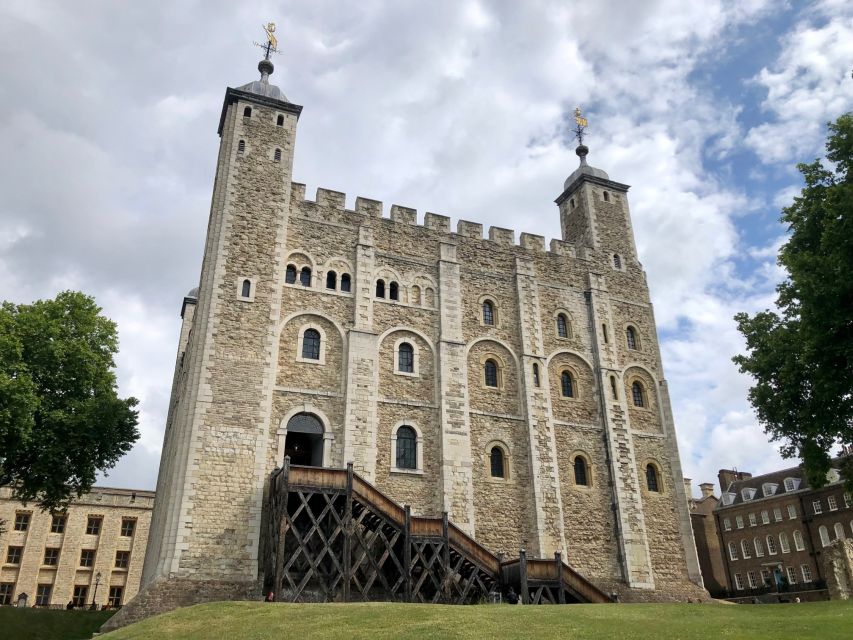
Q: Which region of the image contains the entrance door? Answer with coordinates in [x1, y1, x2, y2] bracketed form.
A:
[284, 413, 324, 467]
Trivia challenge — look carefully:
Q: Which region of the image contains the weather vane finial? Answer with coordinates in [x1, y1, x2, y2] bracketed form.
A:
[254, 22, 280, 60]
[573, 107, 588, 146]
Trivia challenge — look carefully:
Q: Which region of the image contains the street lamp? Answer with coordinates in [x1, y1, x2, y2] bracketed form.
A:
[91, 571, 102, 609]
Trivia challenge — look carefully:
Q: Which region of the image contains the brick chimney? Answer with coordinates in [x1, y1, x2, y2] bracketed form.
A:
[699, 483, 715, 498]
[718, 469, 752, 492]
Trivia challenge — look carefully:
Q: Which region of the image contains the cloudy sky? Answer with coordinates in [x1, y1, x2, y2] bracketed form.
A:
[1, 1, 852, 496]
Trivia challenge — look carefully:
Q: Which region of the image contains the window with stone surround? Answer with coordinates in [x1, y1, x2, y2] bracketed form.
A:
[793, 529, 805, 551]
[389, 281, 399, 301]
[51, 514, 66, 534]
[274, 148, 282, 162]
[80, 549, 96, 567]
[645, 464, 659, 492]
[43, 548, 60, 566]
[301, 329, 321, 360]
[115, 550, 130, 569]
[784, 477, 801, 492]
[754, 537, 764, 557]
[560, 371, 575, 398]
[631, 381, 645, 407]
[6, 546, 22, 564]
[340, 273, 352, 293]
[72, 586, 88, 608]
[490, 446, 506, 479]
[626, 326, 639, 350]
[0, 583, 13, 605]
[240, 279, 252, 299]
[243, 106, 252, 118]
[36, 584, 51, 607]
[484, 359, 499, 388]
[396, 341, 415, 375]
[532, 363, 540, 387]
[299, 267, 312, 287]
[482, 300, 495, 326]
[392, 424, 419, 472]
[603, 190, 610, 202]
[14, 512, 30, 531]
[376, 279, 385, 298]
[728, 542, 738, 561]
[108, 586, 124, 608]
[86, 516, 103, 536]
[613, 253, 621, 269]
[121, 518, 136, 537]
[285, 264, 297, 284]
[325, 271, 337, 290]
[556, 313, 569, 338]
[276, 114, 284, 126]
[573, 455, 589, 486]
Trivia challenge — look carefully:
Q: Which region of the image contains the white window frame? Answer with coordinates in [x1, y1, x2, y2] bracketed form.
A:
[747, 571, 757, 589]
[793, 529, 805, 551]
[788, 504, 797, 520]
[787, 566, 798, 585]
[736, 515, 744, 529]
[741, 539, 752, 559]
[390, 422, 423, 475]
[392, 337, 420, 377]
[754, 537, 764, 557]
[728, 542, 738, 561]
[761, 510, 770, 525]
[762, 483, 778, 497]
[813, 499, 823, 515]
[845, 492, 852, 508]
[784, 477, 801, 492]
[723, 517, 731, 531]
[819, 525, 831, 547]
[780, 532, 790, 553]
[296, 324, 327, 365]
[801, 564, 813, 583]
[773, 507, 783, 522]
[742, 488, 757, 502]
[835, 522, 846, 541]
[766, 535, 778, 555]
[748, 513, 757, 527]
[828, 495, 839, 511]
[734, 573, 744, 590]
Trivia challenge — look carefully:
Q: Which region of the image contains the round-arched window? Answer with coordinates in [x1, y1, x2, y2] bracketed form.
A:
[490, 446, 505, 478]
[396, 426, 417, 470]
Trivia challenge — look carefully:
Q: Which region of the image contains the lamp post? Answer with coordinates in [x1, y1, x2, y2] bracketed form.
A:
[91, 571, 102, 609]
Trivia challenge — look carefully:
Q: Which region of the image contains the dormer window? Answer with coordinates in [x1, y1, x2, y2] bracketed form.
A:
[721, 492, 735, 506]
[783, 477, 801, 492]
[762, 483, 778, 497]
[741, 488, 757, 502]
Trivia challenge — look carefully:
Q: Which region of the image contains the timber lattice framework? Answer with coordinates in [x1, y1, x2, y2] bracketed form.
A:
[262, 460, 612, 605]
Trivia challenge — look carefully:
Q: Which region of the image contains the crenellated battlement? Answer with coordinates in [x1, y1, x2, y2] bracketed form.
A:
[290, 183, 587, 259]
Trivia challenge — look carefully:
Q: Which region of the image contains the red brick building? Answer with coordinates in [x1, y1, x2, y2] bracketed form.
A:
[688, 483, 728, 597]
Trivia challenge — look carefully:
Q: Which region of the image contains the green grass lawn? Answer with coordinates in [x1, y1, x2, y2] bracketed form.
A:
[0, 607, 114, 640]
[98, 600, 853, 640]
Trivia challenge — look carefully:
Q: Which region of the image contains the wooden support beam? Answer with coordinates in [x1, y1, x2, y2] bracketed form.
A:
[556, 551, 566, 604]
[274, 456, 291, 602]
[520, 548, 529, 605]
[404, 505, 412, 602]
[343, 462, 353, 602]
[442, 512, 451, 602]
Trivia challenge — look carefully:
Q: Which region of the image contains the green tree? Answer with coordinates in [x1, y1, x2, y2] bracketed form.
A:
[0, 291, 139, 510]
[734, 113, 853, 489]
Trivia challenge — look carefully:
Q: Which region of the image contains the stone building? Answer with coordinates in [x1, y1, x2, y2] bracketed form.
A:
[0, 486, 153, 608]
[713, 461, 853, 600]
[688, 483, 728, 597]
[134, 54, 704, 617]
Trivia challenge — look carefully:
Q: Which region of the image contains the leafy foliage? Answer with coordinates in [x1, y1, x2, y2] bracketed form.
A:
[0, 291, 138, 509]
[734, 113, 853, 488]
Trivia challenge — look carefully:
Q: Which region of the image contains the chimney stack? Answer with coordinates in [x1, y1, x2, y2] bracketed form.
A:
[699, 483, 715, 499]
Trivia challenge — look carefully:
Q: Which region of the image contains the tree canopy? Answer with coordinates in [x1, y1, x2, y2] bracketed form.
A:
[734, 113, 853, 489]
[0, 291, 139, 509]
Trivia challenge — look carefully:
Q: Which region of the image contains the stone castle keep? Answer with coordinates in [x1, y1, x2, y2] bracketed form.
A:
[133, 55, 705, 617]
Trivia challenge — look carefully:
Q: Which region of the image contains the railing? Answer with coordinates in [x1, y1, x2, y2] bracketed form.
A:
[448, 522, 501, 574]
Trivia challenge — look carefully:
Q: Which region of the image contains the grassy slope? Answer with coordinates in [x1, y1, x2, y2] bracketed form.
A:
[101, 600, 853, 640]
[0, 607, 114, 640]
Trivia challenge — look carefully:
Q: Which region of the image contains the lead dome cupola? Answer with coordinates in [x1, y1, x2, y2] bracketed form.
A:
[563, 144, 609, 190]
[238, 58, 288, 102]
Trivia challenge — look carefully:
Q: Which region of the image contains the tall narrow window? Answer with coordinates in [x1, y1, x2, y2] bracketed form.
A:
[376, 279, 385, 298]
[561, 371, 574, 398]
[557, 314, 568, 338]
[602, 323, 608, 343]
[243, 106, 252, 117]
[389, 281, 399, 301]
[396, 426, 417, 470]
[780, 532, 791, 553]
[835, 522, 846, 541]
[490, 447, 505, 478]
[274, 148, 282, 162]
[603, 191, 610, 202]
[793, 529, 805, 551]
[285, 264, 297, 284]
[574, 456, 588, 486]
[646, 464, 659, 492]
[276, 114, 284, 126]
[626, 326, 638, 350]
[238, 139, 245, 154]
[610, 376, 618, 400]
[741, 540, 751, 559]
[483, 300, 495, 325]
[302, 329, 321, 360]
[241, 279, 251, 298]
[532, 363, 540, 387]
[300, 267, 311, 287]
[631, 381, 645, 407]
[411, 285, 421, 305]
[819, 525, 831, 547]
[340, 273, 351, 293]
[398, 343, 414, 373]
[728, 542, 738, 561]
[754, 538, 764, 557]
[326, 271, 337, 290]
[613, 254, 622, 269]
[766, 535, 777, 555]
[484, 359, 498, 388]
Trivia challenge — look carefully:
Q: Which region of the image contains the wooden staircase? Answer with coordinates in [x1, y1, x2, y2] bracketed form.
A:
[263, 460, 611, 605]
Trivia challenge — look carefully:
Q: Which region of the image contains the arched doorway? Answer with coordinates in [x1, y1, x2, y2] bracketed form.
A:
[284, 413, 324, 467]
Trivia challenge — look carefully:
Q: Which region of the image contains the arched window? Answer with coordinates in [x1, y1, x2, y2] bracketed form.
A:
[241, 279, 251, 298]
[556, 314, 569, 338]
[610, 376, 618, 400]
[274, 148, 282, 162]
[301, 329, 321, 360]
[631, 381, 645, 407]
[238, 139, 246, 154]
[603, 191, 610, 202]
[741, 540, 751, 559]
[375, 279, 385, 298]
[411, 285, 421, 305]
[424, 288, 435, 307]
[276, 114, 284, 126]
[754, 537, 764, 557]
[780, 532, 791, 553]
[532, 363, 540, 387]
[285, 264, 297, 284]
[626, 326, 638, 350]
[574, 456, 588, 486]
[340, 273, 351, 293]
[793, 529, 805, 551]
[490, 446, 505, 478]
[728, 542, 738, 561]
[243, 106, 252, 118]
[766, 535, 777, 555]
[484, 359, 498, 388]
[398, 343, 414, 374]
[570, 198, 575, 208]
[613, 254, 622, 269]
[482, 300, 495, 325]
[560, 371, 574, 398]
[819, 525, 831, 547]
[395, 426, 417, 470]
[646, 464, 659, 492]
[835, 522, 846, 541]
[300, 267, 311, 287]
[389, 281, 399, 301]
[326, 271, 337, 290]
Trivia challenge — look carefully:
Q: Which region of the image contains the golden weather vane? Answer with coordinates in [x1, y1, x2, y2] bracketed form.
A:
[573, 107, 588, 146]
[254, 22, 280, 60]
